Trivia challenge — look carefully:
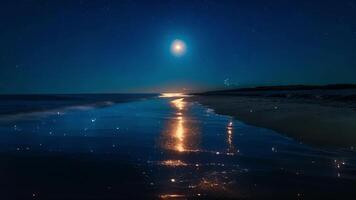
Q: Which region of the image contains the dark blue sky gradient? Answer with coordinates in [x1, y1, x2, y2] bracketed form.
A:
[1, 0, 356, 93]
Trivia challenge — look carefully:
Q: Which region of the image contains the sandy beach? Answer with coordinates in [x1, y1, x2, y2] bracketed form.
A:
[192, 95, 356, 147]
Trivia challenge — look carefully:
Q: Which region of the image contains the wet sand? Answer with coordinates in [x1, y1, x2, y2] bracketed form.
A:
[192, 95, 356, 147]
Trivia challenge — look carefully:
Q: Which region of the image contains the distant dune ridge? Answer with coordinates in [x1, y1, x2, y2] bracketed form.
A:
[195, 84, 356, 103]
[192, 84, 356, 147]
[199, 84, 356, 92]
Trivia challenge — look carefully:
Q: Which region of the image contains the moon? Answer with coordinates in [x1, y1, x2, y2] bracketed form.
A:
[171, 39, 186, 56]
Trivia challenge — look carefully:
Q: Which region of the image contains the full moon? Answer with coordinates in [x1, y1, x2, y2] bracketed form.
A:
[171, 39, 186, 56]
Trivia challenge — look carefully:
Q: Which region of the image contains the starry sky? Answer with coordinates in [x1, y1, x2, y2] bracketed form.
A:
[1, 0, 356, 94]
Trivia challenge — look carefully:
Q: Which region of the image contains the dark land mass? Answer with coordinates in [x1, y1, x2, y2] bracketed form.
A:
[198, 84, 356, 93]
[191, 84, 356, 147]
[196, 84, 356, 105]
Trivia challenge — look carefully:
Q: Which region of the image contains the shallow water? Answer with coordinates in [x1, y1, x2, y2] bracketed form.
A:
[1, 96, 356, 199]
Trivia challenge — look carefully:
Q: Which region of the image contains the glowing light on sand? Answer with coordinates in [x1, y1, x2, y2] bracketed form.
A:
[198, 178, 222, 191]
[161, 160, 188, 167]
[160, 194, 185, 199]
[170, 39, 186, 56]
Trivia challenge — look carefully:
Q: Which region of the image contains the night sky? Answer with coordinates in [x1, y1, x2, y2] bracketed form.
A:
[1, 0, 356, 94]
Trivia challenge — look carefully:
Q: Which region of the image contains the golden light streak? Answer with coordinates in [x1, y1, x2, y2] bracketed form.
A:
[175, 114, 185, 152]
[171, 98, 185, 111]
[160, 160, 188, 167]
[171, 98, 186, 152]
[159, 93, 189, 98]
[159, 194, 185, 199]
[161, 97, 200, 153]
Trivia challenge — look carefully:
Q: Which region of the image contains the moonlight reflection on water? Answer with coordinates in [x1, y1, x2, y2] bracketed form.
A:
[161, 97, 200, 153]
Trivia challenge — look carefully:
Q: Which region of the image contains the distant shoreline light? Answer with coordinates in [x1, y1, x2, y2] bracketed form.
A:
[159, 93, 190, 98]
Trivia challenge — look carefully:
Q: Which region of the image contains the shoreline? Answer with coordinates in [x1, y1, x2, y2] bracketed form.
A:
[191, 95, 356, 148]
[0, 94, 157, 119]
